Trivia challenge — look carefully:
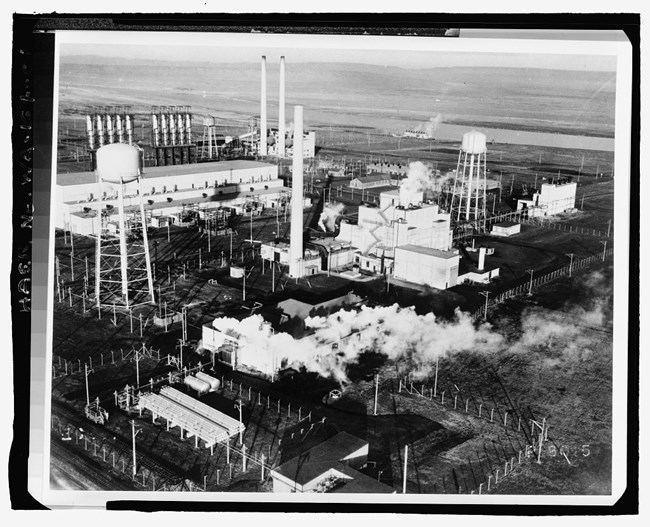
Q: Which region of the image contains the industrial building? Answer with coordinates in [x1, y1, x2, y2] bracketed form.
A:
[57, 158, 285, 234]
[334, 188, 456, 283]
[457, 246, 500, 284]
[348, 174, 396, 190]
[270, 432, 394, 493]
[517, 177, 577, 216]
[276, 291, 363, 320]
[491, 221, 521, 237]
[367, 161, 409, 177]
[393, 245, 461, 290]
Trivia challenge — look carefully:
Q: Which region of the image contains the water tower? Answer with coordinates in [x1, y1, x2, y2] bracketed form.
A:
[450, 130, 488, 224]
[94, 143, 155, 308]
[201, 115, 219, 160]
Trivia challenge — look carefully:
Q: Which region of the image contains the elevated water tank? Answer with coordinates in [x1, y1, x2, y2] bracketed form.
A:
[203, 115, 216, 127]
[461, 130, 487, 155]
[196, 371, 221, 391]
[96, 143, 141, 184]
[184, 375, 210, 395]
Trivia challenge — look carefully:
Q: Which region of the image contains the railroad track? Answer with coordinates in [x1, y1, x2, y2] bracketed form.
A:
[50, 438, 138, 491]
[51, 399, 184, 488]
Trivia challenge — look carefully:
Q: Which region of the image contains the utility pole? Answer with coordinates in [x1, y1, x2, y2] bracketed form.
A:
[479, 291, 490, 320]
[229, 230, 233, 261]
[566, 253, 574, 277]
[509, 174, 514, 195]
[607, 218, 612, 237]
[130, 420, 142, 477]
[600, 241, 607, 261]
[433, 356, 439, 397]
[84, 363, 93, 406]
[526, 269, 534, 296]
[402, 445, 408, 494]
[234, 400, 244, 445]
[373, 372, 379, 416]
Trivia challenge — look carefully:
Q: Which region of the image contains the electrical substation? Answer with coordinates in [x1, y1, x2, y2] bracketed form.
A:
[50, 51, 616, 496]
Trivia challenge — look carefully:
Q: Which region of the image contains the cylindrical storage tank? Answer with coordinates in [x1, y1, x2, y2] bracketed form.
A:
[196, 371, 221, 391]
[203, 115, 215, 127]
[151, 114, 159, 147]
[184, 375, 210, 394]
[105, 114, 114, 144]
[116, 114, 124, 143]
[177, 114, 185, 144]
[185, 113, 192, 143]
[161, 113, 168, 145]
[169, 113, 177, 145]
[461, 130, 487, 154]
[86, 115, 95, 150]
[96, 115, 105, 147]
[96, 143, 141, 183]
[126, 115, 133, 145]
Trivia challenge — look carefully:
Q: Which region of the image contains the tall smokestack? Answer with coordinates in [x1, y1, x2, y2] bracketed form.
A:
[260, 56, 267, 156]
[289, 105, 304, 278]
[478, 247, 486, 271]
[278, 56, 286, 158]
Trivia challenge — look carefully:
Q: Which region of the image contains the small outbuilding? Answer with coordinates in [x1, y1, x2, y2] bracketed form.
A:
[491, 221, 521, 237]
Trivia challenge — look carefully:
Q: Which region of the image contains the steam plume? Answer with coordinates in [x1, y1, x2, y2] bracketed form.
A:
[318, 202, 345, 232]
[399, 161, 455, 204]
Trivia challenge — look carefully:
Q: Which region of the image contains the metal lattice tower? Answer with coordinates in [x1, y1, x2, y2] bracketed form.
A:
[450, 130, 488, 225]
[94, 143, 155, 308]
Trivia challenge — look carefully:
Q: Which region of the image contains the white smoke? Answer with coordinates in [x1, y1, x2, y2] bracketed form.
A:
[211, 304, 503, 382]
[422, 114, 443, 138]
[318, 202, 345, 232]
[399, 161, 455, 205]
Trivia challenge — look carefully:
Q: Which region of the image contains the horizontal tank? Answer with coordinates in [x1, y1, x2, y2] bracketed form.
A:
[184, 375, 211, 394]
[195, 371, 221, 391]
[96, 143, 141, 184]
[461, 130, 487, 154]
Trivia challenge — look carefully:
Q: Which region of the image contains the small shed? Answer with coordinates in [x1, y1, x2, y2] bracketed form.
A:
[491, 221, 521, 237]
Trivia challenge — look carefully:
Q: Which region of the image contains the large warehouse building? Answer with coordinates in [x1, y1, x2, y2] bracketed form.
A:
[56, 158, 286, 234]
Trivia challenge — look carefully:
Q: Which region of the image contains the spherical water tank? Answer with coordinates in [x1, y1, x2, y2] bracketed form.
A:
[96, 143, 141, 184]
[461, 130, 487, 154]
[203, 115, 215, 127]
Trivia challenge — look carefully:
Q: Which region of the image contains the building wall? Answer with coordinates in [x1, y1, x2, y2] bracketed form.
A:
[57, 163, 282, 230]
[492, 224, 521, 237]
[538, 182, 577, 214]
[393, 249, 460, 289]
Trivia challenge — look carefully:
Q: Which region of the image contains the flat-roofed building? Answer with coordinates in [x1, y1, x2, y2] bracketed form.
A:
[393, 244, 461, 290]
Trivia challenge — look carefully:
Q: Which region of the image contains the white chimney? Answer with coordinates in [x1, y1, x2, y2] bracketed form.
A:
[260, 56, 267, 156]
[289, 105, 304, 278]
[278, 56, 285, 158]
[478, 247, 486, 271]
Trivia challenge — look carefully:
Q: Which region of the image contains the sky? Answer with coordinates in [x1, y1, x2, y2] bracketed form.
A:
[59, 32, 619, 72]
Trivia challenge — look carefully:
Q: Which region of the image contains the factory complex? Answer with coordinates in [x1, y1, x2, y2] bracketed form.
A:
[49, 48, 612, 498]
